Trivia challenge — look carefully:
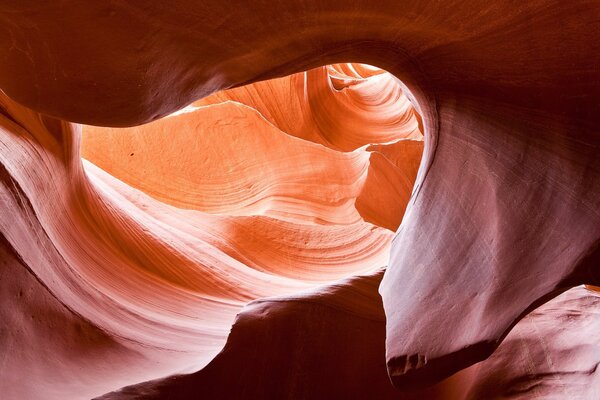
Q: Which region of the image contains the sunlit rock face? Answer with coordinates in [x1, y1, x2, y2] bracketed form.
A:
[81, 65, 422, 230]
[0, 64, 423, 399]
[1, 2, 599, 399]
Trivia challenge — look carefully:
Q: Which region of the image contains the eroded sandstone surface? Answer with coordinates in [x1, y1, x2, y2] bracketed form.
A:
[1, 2, 599, 399]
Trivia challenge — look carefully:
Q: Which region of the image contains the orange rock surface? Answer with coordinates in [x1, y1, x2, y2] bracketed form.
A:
[0, 64, 422, 398]
[1, 2, 599, 399]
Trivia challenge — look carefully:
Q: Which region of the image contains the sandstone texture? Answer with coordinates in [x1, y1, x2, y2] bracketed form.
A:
[1, 1, 599, 399]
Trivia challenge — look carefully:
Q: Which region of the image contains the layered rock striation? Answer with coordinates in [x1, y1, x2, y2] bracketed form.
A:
[1, 1, 599, 399]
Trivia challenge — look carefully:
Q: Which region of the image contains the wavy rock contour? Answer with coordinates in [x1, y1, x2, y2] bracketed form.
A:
[1, 1, 599, 398]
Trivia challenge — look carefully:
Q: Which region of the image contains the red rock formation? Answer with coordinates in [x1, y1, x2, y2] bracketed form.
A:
[0, 82, 411, 398]
[97, 281, 600, 400]
[1, 1, 599, 399]
[81, 65, 421, 230]
[194, 65, 422, 151]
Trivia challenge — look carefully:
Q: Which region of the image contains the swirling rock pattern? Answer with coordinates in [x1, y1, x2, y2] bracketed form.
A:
[1, 1, 599, 399]
[193, 64, 422, 151]
[0, 79, 412, 398]
[81, 65, 422, 230]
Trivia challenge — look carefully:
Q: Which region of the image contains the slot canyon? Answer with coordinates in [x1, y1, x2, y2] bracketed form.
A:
[0, 2, 599, 400]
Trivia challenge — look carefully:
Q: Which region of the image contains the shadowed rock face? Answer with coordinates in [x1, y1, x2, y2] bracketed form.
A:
[1, 1, 599, 398]
[465, 286, 600, 400]
[96, 271, 406, 400]
[97, 279, 600, 400]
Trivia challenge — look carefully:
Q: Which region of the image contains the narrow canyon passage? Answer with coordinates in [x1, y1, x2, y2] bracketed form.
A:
[1, 2, 599, 399]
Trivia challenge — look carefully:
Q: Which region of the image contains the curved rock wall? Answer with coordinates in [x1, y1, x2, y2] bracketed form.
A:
[0, 61, 424, 398]
[1, 1, 599, 399]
